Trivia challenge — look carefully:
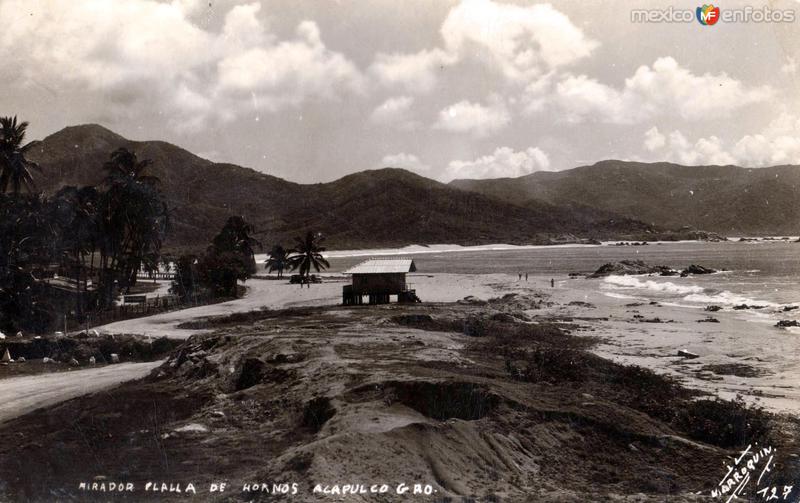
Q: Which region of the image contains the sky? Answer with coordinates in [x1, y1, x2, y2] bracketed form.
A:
[0, 0, 799, 183]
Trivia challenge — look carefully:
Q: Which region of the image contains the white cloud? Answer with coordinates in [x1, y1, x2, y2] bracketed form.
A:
[645, 128, 736, 165]
[380, 153, 430, 173]
[369, 49, 454, 94]
[781, 57, 797, 75]
[553, 74, 624, 123]
[731, 113, 800, 166]
[445, 146, 550, 181]
[369, 96, 418, 130]
[441, 0, 597, 83]
[643, 127, 666, 152]
[370, 0, 595, 92]
[0, 0, 364, 130]
[549, 57, 772, 124]
[642, 113, 800, 166]
[216, 20, 364, 108]
[434, 98, 510, 137]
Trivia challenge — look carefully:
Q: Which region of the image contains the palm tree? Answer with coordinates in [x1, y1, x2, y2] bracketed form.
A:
[211, 216, 260, 271]
[103, 147, 160, 186]
[265, 244, 288, 278]
[0, 116, 40, 196]
[97, 148, 168, 304]
[52, 186, 100, 317]
[287, 231, 329, 287]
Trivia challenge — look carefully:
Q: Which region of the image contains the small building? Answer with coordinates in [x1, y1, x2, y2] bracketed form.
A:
[342, 258, 420, 305]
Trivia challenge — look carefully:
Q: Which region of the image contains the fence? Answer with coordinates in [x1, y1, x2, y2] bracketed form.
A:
[72, 292, 220, 331]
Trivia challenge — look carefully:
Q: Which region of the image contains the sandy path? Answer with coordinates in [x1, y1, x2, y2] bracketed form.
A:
[95, 278, 346, 339]
[93, 274, 514, 339]
[0, 361, 162, 424]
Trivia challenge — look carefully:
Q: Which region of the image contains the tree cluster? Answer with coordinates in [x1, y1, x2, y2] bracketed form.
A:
[0, 117, 169, 333]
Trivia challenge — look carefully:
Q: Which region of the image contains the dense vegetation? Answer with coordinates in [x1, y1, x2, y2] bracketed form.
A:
[0, 117, 169, 333]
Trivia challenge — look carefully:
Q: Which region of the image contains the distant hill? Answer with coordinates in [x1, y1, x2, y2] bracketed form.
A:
[450, 160, 800, 236]
[27, 125, 660, 252]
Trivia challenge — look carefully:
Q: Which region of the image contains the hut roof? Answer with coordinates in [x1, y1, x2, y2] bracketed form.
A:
[345, 258, 417, 274]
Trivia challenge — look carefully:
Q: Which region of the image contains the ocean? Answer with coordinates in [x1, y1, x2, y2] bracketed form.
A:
[326, 239, 800, 311]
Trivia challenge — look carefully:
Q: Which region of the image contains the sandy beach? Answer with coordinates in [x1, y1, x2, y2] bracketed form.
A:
[2, 265, 799, 502]
[93, 268, 800, 414]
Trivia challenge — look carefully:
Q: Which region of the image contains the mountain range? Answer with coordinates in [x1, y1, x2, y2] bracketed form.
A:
[25, 125, 797, 252]
[450, 160, 800, 236]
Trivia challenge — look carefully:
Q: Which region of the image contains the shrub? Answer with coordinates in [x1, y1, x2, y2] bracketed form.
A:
[506, 346, 589, 383]
[610, 364, 686, 422]
[675, 396, 771, 448]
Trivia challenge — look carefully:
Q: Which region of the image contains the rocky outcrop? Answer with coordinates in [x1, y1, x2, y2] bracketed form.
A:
[589, 260, 674, 278]
[680, 264, 717, 276]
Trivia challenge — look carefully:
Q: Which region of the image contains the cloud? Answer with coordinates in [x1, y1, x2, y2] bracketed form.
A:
[441, 0, 597, 82]
[433, 98, 510, 137]
[370, 0, 595, 92]
[380, 153, 430, 173]
[369, 49, 454, 94]
[216, 20, 364, 109]
[444, 146, 550, 181]
[781, 57, 797, 75]
[369, 96, 419, 130]
[547, 57, 772, 124]
[642, 114, 800, 166]
[730, 113, 800, 166]
[0, 0, 364, 130]
[643, 127, 666, 151]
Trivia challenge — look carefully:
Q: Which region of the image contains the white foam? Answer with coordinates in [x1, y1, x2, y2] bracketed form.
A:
[603, 275, 780, 310]
[602, 275, 704, 295]
[683, 292, 778, 309]
[602, 292, 639, 300]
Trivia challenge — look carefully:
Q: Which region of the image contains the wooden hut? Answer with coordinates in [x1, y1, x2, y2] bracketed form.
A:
[342, 258, 420, 305]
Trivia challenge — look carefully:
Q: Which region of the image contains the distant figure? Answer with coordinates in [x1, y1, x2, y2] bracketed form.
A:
[518, 272, 522, 281]
[550, 278, 554, 288]
[525, 273, 528, 281]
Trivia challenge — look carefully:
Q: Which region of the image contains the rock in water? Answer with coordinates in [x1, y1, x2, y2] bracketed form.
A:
[677, 349, 699, 359]
[69, 358, 80, 367]
[110, 353, 120, 363]
[776, 320, 800, 328]
[16, 356, 25, 363]
[589, 260, 674, 278]
[680, 264, 717, 277]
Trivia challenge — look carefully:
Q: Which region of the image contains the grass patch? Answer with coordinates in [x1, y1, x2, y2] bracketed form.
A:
[675, 397, 771, 448]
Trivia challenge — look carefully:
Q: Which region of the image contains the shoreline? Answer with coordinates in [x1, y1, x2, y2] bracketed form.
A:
[251, 235, 800, 261]
[1, 274, 797, 502]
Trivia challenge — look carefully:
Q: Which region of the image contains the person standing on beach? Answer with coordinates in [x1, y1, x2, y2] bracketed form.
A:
[525, 273, 528, 281]
[550, 278, 554, 288]
[518, 272, 522, 281]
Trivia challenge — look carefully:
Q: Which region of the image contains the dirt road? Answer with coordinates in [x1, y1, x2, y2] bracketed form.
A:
[0, 361, 161, 424]
[96, 277, 344, 339]
[0, 279, 343, 425]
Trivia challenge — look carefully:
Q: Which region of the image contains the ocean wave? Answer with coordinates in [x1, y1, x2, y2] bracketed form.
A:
[603, 275, 780, 309]
[602, 275, 704, 295]
[683, 292, 779, 309]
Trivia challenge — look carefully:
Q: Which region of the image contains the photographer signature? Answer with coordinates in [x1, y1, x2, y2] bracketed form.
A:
[711, 444, 796, 502]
